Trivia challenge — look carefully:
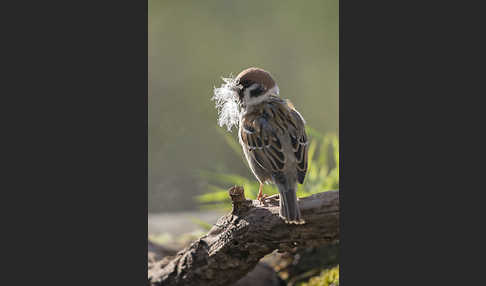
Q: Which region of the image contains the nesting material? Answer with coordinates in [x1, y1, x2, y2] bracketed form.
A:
[212, 76, 241, 131]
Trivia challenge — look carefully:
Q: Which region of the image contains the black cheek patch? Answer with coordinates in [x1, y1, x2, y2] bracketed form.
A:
[249, 85, 266, 97]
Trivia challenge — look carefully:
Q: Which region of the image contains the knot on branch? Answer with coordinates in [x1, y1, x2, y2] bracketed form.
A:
[229, 185, 246, 202]
[229, 185, 251, 215]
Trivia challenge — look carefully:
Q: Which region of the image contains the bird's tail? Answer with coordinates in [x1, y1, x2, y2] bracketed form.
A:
[277, 182, 305, 224]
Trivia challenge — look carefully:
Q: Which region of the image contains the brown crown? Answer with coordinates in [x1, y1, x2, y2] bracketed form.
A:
[235, 67, 276, 91]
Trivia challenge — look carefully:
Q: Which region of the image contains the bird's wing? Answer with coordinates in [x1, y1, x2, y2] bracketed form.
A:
[287, 102, 309, 184]
[240, 100, 309, 184]
[240, 110, 287, 173]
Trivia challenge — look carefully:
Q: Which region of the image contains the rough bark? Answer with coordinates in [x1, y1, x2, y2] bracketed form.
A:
[148, 186, 339, 286]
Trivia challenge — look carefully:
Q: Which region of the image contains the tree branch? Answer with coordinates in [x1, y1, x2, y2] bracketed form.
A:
[148, 187, 339, 286]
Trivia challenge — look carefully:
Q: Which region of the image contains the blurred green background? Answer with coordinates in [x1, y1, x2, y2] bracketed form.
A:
[149, 0, 338, 213]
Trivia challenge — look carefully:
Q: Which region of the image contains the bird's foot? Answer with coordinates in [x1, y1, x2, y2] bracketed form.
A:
[257, 193, 268, 205]
[257, 183, 266, 205]
[258, 193, 280, 205]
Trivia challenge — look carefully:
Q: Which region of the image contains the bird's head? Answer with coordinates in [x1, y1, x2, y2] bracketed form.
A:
[212, 67, 279, 131]
[233, 67, 279, 107]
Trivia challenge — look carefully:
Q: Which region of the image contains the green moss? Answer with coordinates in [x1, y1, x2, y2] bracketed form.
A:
[299, 266, 339, 286]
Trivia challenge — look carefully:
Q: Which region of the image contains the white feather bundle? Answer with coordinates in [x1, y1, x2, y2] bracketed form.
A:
[212, 76, 241, 131]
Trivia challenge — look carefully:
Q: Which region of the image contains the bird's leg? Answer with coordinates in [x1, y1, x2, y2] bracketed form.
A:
[257, 183, 268, 203]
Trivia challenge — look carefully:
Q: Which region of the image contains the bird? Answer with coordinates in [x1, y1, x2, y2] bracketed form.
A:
[217, 67, 309, 224]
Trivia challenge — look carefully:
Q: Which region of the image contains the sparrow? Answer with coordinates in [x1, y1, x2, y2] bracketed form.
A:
[213, 67, 309, 224]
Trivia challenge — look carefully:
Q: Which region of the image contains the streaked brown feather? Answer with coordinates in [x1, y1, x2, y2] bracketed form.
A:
[288, 107, 308, 183]
[240, 96, 308, 184]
